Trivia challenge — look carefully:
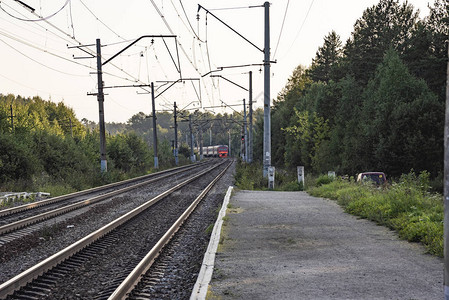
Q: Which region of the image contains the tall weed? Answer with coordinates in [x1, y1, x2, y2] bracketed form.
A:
[308, 172, 443, 257]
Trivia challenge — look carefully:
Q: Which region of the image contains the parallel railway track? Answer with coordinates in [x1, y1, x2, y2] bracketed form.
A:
[0, 162, 209, 244]
[0, 159, 233, 299]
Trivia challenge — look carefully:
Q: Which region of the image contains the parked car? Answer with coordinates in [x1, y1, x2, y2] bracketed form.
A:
[356, 172, 387, 185]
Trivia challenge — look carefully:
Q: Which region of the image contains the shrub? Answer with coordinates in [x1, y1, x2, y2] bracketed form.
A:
[308, 171, 443, 257]
[315, 174, 334, 186]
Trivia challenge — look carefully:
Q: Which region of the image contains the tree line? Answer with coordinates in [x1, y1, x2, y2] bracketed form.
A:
[251, 0, 448, 184]
[0, 93, 251, 193]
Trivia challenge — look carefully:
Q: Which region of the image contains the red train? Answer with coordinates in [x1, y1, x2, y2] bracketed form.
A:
[201, 145, 229, 158]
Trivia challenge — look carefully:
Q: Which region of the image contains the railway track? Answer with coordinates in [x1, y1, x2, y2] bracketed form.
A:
[0, 159, 233, 299]
[0, 162, 210, 245]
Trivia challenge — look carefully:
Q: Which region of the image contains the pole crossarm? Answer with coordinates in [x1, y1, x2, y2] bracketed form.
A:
[197, 4, 264, 53]
[153, 78, 201, 101]
[210, 75, 248, 91]
[102, 36, 180, 75]
[103, 84, 151, 89]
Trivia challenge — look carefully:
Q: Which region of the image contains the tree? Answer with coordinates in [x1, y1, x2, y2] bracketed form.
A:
[344, 0, 418, 85]
[308, 31, 343, 83]
[361, 49, 443, 176]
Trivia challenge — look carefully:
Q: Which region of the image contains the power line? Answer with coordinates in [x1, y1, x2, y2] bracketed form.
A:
[0, 0, 70, 22]
[0, 33, 92, 76]
[283, 0, 315, 58]
[177, 0, 205, 43]
[4, 1, 147, 84]
[273, 0, 290, 60]
[148, 0, 214, 108]
[78, 0, 125, 41]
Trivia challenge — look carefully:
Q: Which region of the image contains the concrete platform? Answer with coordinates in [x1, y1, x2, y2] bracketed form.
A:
[196, 190, 443, 300]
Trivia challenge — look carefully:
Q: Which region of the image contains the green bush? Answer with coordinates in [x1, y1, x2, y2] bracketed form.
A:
[308, 171, 443, 257]
[315, 174, 334, 186]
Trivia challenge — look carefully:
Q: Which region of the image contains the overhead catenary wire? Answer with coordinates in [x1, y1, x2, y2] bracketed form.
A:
[78, 0, 125, 41]
[6, 1, 152, 85]
[148, 0, 214, 107]
[177, 0, 205, 43]
[273, 0, 290, 60]
[282, 0, 315, 59]
[0, 32, 92, 76]
[0, 0, 70, 22]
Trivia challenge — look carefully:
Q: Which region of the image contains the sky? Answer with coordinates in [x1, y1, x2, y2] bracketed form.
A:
[0, 0, 432, 123]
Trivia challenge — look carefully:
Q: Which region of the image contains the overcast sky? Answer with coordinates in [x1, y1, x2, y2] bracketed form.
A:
[0, 0, 432, 123]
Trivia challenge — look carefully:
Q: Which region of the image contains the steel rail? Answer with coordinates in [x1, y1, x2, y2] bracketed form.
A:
[0, 161, 225, 299]
[109, 160, 232, 300]
[0, 162, 208, 235]
[0, 162, 205, 218]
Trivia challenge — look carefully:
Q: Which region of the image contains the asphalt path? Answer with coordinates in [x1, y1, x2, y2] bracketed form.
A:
[208, 191, 442, 299]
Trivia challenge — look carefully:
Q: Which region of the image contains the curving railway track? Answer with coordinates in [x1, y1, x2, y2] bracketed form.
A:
[0, 159, 234, 299]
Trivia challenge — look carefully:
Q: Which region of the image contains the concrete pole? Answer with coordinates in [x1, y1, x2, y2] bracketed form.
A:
[209, 127, 212, 146]
[199, 126, 204, 160]
[263, 2, 271, 177]
[174, 102, 179, 166]
[228, 129, 231, 157]
[248, 71, 253, 163]
[444, 42, 449, 300]
[96, 39, 107, 173]
[151, 82, 158, 169]
[243, 98, 248, 162]
[189, 114, 195, 162]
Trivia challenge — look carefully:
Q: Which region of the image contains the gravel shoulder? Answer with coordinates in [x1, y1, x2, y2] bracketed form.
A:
[208, 191, 443, 300]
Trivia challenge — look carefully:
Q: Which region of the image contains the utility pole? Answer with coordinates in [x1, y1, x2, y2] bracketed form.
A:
[189, 114, 195, 162]
[228, 129, 231, 158]
[263, 1, 271, 177]
[199, 125, 204, 160]
[248, 70, 253, 163]
[209, 127, 212, 146]
[96, 38, 107, 173]
[173, 102, 179, 166]
[444, 41, 449, 300]
[151, 82, 158, 169]
[243, 98, 248, 162]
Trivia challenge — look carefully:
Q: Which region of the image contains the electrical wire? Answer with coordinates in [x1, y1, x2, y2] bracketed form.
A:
[177, 0, 205, 42]
[67, 0, 75, 38]
[0, 0, 70, 22]
[0, 72, 81, 97]
[272, 0, 289, 60]
[78, 0, 125, 41]
[3, 1, 146, 84]
[283, 0, 315, 58]
[0, 2, 76, 46]
[0, 32, 92, 76]
[208, 6, 255, 11]
[148, 0, 213, 107]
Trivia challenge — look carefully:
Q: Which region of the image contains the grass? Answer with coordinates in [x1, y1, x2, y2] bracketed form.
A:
[234, 160, 303, 191]
[308, 172, 443, 257]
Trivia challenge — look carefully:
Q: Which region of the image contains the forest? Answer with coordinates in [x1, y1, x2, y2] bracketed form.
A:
[0, 0, 448, 194]
[0, 93, 251, 194]
[252, 0, 448, 185]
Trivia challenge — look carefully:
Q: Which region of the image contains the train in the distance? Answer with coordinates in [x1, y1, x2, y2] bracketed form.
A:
[198, 145, 229, 158]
